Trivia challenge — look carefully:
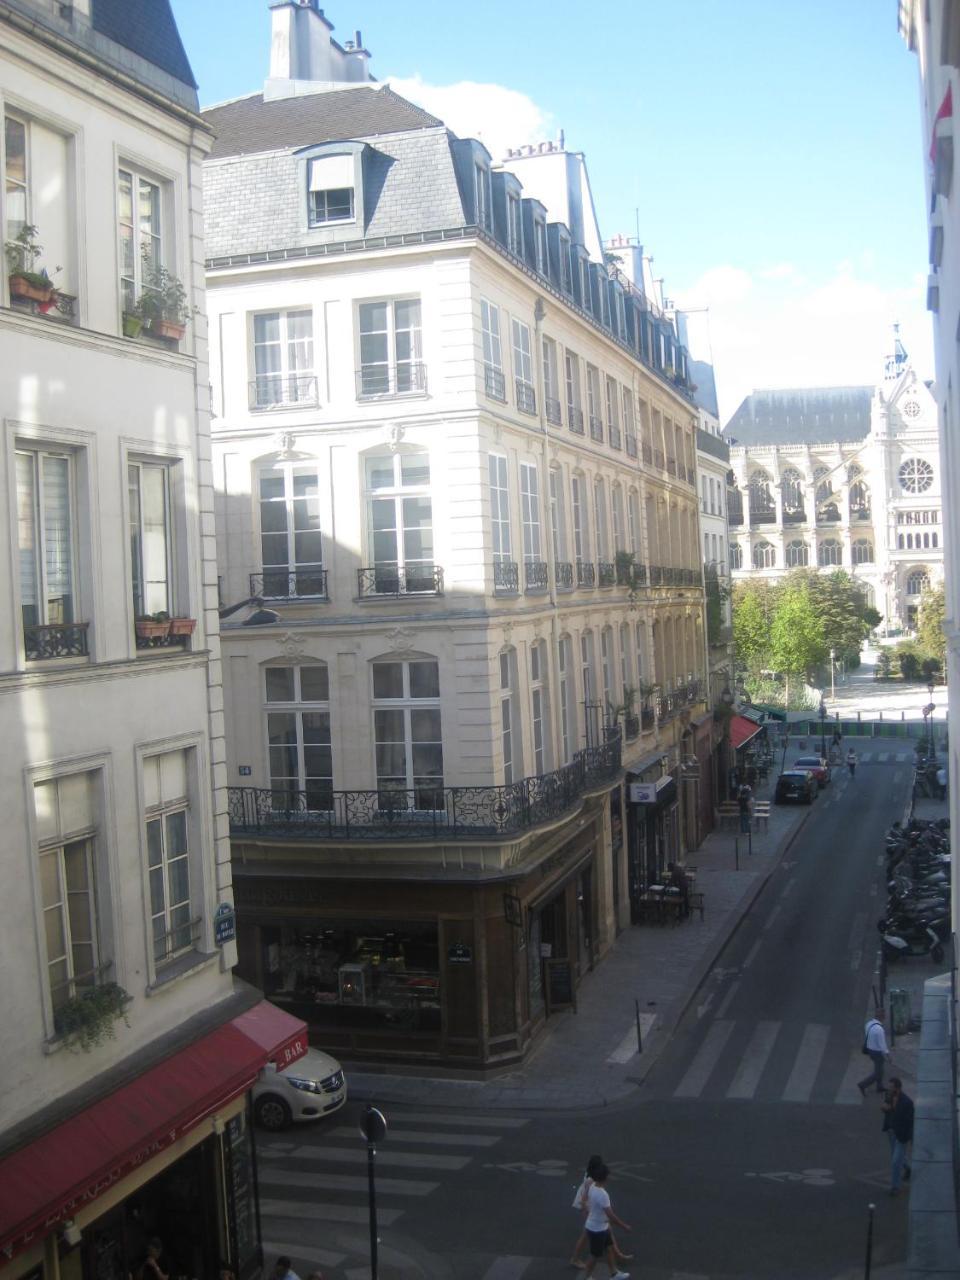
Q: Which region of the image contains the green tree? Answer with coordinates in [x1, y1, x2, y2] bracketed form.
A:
[916, 583, 946, 667]
[792, 569, 878, 664]
[769, 582, 827, 694]
[732, 580, 774, 677]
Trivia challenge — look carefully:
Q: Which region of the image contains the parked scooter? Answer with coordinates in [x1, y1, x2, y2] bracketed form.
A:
[882, 926, 944, 964]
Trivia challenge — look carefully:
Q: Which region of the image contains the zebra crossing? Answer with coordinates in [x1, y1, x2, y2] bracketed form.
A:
[258, 1110, 530, 1274]
[847, 750, 910, 763]
[670, 1017, 874, 1105]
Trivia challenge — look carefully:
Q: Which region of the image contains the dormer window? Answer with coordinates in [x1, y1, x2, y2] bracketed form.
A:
[307, 154, 356, 226]
[506, 193, 522, 255]
[475, 163, 491, 231]
[534, 218, 547, 275]
[559, 235, 572, 294]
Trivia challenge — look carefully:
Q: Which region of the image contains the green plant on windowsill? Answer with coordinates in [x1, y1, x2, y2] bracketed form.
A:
[54, 981, 130, 1052]
[132, 249, 195, 341]
[135, 611, 172, 640]
[4, 224, 61, 307]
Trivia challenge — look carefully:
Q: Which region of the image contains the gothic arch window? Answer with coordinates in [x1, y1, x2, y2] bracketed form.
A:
[748, 469, 773, 516]
[846, 462, 863, 481]
[897, 533, 904, 549]
[852, 539, 874, 564]
[752, 539, 775, 569]
[818, 539, 842, 567]
[781, 467, 804, 513]
[729, 542, 743, 571]
[906, 569, 929, 596]
[814, 465, 833, 505]
[906, 533, 914, 549]
[785, 539, 808, 567]
[898, 457, 934, 493]
[849, 480, 870, 516]
[932, 531, 939, 548]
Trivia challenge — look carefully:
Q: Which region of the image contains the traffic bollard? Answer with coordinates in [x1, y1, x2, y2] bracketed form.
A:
[864, 1202, 874, 1279]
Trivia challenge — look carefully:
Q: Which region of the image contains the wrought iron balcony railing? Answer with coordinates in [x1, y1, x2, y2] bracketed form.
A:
[632, 562, 648, 588]
[545, 396, 562, 426]
[598, 561, 616, 587]
[555, 561, 575, 589]
[356, 362, 427, 398]
[666, 457, 677, 477]
[649, 565, 663, 586]
[228, 731, 622, 842]
[516, 378, 537, 415]
[25, 622, 89, 660]
[524, 559, 549, 591]
[493, 559, 519, 592]
[624, 713, 640, 741]
[568, 406, 585, 435]
[589, 414, 604, 442]
[484, 363, 506, 401]
[640, 706, 655, 731]
[358, 564, 443, 597]
[249, 373, 319, 411]
[615, 558, 633, 586]
[251, 569, 328, 600]
[576, 560, 596, 588]
[642, 443, 653, 464]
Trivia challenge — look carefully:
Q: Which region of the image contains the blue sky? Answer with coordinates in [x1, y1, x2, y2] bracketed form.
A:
[170, 0, 932, 420]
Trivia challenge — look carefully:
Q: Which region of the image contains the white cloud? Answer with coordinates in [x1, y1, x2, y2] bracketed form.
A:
[676, 263, 934, 424]
[385, 74, 554, 161]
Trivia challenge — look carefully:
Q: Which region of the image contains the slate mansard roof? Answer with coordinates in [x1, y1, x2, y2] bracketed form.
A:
[723, 387, 874, 447]
[92, 0, 197, 89]
[203, 86, 443, 161]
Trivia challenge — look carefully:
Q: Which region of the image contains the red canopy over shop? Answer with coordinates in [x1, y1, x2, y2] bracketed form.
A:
[729, 714, 763, 751]
[0, 1001, 306, 1263]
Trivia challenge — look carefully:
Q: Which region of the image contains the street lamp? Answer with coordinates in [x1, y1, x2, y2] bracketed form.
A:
[927, 680, 937, 762]
[719, 685, 735, 799]
[818, 697, 827, 759]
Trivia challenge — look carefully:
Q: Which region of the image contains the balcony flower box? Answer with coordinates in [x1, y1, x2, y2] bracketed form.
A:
[6, 225, 61, 309]
[168, 617, 197, 637]
[135, 616, 172, 641]
[148, 317, 186, 341]
[132, 248, 193, 344]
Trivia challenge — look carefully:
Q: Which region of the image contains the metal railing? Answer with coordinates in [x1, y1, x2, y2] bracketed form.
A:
[632, 562, 648, 588]
[249, 373, 319, 410]
[356, 362, 427, 398]
[251, 569, 328, 600]
[598, 561, 616, 587]
[642, 443, 653, 464]
[666, 457, 677, 477]
[357, 564, 443, 597]
[576, 560, 596, 588]
[568, 406, 585, 435]
[493, 559, 519, 592]
[555, 561, 575, 589]
[624, 713, 640, 741]
[545, 396, 562, 425]
[484, 364, 506, 401]
[524, 559, 549, 591]
[516, 378, 537, 415]
[228, 731, 622, 842]
[641, 706, 655, 731]
[589, 414, 604, 441]
[25, 622, 89, 660]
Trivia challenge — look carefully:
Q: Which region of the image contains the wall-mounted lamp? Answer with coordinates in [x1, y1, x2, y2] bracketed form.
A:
[62, 1220, 82, 1248]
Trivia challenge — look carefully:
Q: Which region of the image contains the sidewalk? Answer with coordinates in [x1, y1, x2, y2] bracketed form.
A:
[347, 773, 811, 1111]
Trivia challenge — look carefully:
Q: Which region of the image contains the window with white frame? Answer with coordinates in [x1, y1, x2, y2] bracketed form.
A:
[129, 459, 173, 618]
[475, 163, 491, 230]
[534, 219, 548, 275]
[605, 376, 621, 446]
[16, 447, 80, 650]
[34, 771, 103, 1018]
[506, 192, 522, 254]
[489, 453, 512, 567]
[593, 478, 608, 560]
[265, 664, 333, 810]
[481, 298, 505, 400]
[753, 540, 776, 569]
[4, 114, 28, 240]
[519, 462, 542, 563]
[623, 389, 636, 449]
[571, 474, 588, 562]
[549, 468, 566, 563]
[358, 298, 423, 396]
[628, 489, 641, 556]
[581, 630, 599, 745]
[635, 621, 645, 689]
[365, 451, 434, 591]
[118, 165, 162, 316]
[500, 649, 516, 784]
[307, 154, 355, 226]
[612, 484, 625, 553]
[542, 336, 561, 423]
[558, 635, 574, 763]
[818, 539, 842, 567]
[852, 539, 874, 564]
[565, 350, 583, 429]
[143, 749, 197, 965]
[258, 464, 324, 598]
[586, 364, 602, 435]
[600, 627, 614, 720]
[530, 640, 549, 774]
[619, 622, 631, 701]
[252, 310, 315, 408]
[512, 318, 535, 412]
[373, 659, 443, 808]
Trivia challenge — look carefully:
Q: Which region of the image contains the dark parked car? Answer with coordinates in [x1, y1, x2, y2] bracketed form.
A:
[793, 755, 831, 786]
[775, 769, 817, 805]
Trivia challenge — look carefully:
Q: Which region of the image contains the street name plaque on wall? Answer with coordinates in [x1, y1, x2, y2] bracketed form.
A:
[214, 901, 236, 945]
[447, 940, 473, 963]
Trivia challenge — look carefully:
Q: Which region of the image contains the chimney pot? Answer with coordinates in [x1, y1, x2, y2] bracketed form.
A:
[355, 29, 362, 46]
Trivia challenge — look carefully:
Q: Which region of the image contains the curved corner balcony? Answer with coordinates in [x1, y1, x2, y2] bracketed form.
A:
[228, 733, 622, 842]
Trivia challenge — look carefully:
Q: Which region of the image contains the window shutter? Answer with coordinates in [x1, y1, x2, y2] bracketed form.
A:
[309, 155, 354, 190]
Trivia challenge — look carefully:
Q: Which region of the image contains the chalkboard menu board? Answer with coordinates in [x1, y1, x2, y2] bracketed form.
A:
[225, 1112, 259, 1280]
[545, 958, 576, 1014]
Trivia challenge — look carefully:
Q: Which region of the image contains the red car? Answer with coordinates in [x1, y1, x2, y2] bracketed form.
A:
[793, 755, 832, 787]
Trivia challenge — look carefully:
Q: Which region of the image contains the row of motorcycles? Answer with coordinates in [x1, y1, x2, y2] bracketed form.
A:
[879, 817, 951, 965]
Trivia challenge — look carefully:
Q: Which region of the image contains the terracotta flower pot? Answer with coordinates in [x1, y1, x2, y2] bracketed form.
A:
[149, 318, 186, 341]
[135, 618, 172, 640]
[168, 617, 196, 636]
[10, 274, 55, 304]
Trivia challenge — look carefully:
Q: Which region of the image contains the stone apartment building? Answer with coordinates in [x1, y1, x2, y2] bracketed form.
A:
[0, 5, 306, 1280]
[723, 339, 943, 634]
[205, 0, 710, 1070]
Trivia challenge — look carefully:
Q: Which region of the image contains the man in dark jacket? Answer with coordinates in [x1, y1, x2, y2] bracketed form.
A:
[881, 1077, 914, 1195]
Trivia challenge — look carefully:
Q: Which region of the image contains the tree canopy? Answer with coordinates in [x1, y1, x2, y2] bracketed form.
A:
[916, 583, 946, 667]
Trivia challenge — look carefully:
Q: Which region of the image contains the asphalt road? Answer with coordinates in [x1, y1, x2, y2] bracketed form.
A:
[255, 742, 920, 1280]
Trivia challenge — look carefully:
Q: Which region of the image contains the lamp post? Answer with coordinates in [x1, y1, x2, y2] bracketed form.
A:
[360, 1105, 388, 1280]
[720, 684, 735, 799]
[927, 680, 937, 761]
[818, 697, 827, 759]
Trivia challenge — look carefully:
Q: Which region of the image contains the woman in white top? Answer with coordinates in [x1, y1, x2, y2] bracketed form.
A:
[570, 1156, 632, 1269]
[580, 1164, 630, 1280]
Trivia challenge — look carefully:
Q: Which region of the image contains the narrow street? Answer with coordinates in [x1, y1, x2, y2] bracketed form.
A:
[255, 740, 923, 1279]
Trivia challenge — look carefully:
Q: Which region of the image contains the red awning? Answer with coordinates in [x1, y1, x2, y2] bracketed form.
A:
[729, 714, 763, 751]
[0, 1001, 306, 1263]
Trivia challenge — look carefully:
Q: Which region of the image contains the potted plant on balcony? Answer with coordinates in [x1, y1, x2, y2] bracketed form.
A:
[54, 981, 130, 1051]
[122, 310, 143, 339]
[4, 224, 60, 308]
[134, 250, 194, 341]
[135, 611, 172, 642]
[168, 616, 197, 638]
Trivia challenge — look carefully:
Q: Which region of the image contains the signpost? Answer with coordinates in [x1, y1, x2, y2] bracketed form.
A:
[360, 1105, 387, 1280]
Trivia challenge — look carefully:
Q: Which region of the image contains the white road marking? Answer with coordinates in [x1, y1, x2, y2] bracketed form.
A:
[326, 1126, 500, 1147]
[878, 752, 889, 763]
[782, 1024, 830, 1103]
[860, 753, 873, 763]
[607, 1012, 657, 1062]
[696, 994, 715, 1020]
[716, 980, 740, 1020]
[743, 938, 763, 968]
[268, 1145, 473, 1170]
[261, 1244, 346, 1268]
[674, 1020, 735, 1098]
[727, 1021, 780, 1099]
[896, 752, 908, 762]
[479, 1258, 532, 1280]
[388, 1112, 529, 1128]
[763, 904, 782, 932]
[260, 1168, 438, 1196]
[260, 1197, 404, 1226]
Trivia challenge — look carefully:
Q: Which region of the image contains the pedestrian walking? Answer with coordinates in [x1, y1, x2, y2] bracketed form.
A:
[273, 1258, 301, 1280]
[570, 1156, 632, 1269]
[832, 729, 842, 750]
[580, 1164, 630, 1280]
[858, 1011, 890, 1097]
[738, 783, 753, 834]
[881, 1077, 914, 1195]
[846, 748, 857, 777]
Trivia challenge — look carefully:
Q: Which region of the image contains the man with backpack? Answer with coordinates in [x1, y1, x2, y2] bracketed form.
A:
[858, 1011, 890, 1096]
